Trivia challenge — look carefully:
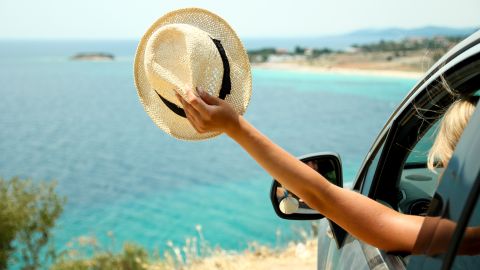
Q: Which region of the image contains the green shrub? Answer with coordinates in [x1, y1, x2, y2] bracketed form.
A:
[51, 243, 149, 270]
[0, 177, 65, 269]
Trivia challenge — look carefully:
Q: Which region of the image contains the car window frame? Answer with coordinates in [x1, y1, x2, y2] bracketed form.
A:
[352, 32, 480, 196]
[368, 49, 480, 206]
[358, 136, 386, 195]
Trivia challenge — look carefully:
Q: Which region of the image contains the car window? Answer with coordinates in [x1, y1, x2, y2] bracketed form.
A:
[398, 120, 442, 215]
[451, 197, 480, 269]
[398, 91, 480, 216]
[404, 121, 439, 165]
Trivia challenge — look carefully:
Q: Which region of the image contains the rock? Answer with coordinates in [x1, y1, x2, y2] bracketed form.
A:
[71, 53, 114, 61]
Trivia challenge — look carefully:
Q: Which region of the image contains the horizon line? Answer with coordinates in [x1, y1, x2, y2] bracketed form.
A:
[0, 25, 478, 42]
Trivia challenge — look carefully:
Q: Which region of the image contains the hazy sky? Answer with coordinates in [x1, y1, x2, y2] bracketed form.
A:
[0, 0, 479, 39]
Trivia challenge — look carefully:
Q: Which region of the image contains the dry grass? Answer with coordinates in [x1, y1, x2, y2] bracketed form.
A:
[52, 223, 319, 270]
[151, 224, 317, 270]
[179, 239, 317, 270]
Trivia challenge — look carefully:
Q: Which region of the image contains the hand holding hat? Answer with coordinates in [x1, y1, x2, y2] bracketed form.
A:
[176, 87, 240, 135]
[134, 8, 252, 140]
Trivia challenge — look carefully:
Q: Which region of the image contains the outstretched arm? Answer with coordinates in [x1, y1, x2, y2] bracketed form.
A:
[177, 89, 423, 252]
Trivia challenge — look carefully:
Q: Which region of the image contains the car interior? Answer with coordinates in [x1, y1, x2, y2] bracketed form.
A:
[369, 51, 480, 219]
[394, 97, 478, 216]
[398, 121, 443, 216]
[397, 87, 480, 215]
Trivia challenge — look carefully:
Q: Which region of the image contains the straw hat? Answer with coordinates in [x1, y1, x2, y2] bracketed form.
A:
[134, 8, 252, 140]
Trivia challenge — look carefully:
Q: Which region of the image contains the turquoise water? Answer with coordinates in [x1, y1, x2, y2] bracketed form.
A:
[0, 41, 416, 254]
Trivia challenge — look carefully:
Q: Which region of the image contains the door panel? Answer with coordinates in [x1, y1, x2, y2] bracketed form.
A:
[317, 219, 373, 270]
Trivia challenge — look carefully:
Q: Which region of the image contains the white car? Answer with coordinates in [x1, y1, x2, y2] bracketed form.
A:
[270, 30, 480, 269]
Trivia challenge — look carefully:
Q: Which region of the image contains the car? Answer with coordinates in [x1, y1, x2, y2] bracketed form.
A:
[269, 30, 480, 270]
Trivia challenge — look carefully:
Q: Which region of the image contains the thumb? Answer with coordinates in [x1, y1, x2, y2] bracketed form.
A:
[198, 88, 221, 105]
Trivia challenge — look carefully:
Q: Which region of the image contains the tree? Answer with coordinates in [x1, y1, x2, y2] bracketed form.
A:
[0, 177, 65, 269]
[294, 46, 305, 55]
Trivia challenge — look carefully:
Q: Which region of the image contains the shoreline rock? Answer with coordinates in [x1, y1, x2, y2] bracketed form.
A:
[71, 53, 114, 61]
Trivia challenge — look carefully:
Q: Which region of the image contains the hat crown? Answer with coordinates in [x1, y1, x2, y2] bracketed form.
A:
[143, 24, 223, 102]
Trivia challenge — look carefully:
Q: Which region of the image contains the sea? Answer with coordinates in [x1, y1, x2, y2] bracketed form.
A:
[0, 40, 416, 255]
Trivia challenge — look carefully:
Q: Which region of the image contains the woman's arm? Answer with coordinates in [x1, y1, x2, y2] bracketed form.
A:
[177, 89, 424, 252]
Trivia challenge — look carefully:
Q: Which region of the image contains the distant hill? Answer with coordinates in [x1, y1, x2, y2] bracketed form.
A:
[347, 26, 477, 40]
[243, 26, 478, 50]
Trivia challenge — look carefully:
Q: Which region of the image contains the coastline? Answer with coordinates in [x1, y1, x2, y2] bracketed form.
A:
[252, 62, 423, 80]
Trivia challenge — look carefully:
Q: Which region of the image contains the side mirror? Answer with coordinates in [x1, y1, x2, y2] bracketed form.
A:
[270, 152, 343, 220]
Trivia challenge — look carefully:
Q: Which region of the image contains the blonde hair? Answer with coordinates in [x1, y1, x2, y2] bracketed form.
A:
[427, 97, 478, 170]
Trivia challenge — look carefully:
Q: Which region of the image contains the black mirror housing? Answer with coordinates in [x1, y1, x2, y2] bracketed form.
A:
[269, 152, 343, 220]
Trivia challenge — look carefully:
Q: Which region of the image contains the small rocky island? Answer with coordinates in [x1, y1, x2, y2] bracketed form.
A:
[70, 52, 114, 61]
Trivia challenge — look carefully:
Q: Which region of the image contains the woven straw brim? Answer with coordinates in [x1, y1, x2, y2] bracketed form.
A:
[134, 8, 252, 141]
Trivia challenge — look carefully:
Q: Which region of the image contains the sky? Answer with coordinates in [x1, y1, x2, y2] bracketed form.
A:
[0, 0, 479, 40]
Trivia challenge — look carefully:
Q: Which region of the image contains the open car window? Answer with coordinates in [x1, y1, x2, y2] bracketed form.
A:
[404, 121, 438, 166]
[398, 90, 480, 216]
[398, 120, 442, 215]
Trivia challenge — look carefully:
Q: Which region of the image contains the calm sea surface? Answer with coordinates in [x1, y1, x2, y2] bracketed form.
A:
[0, 41, 416, 253]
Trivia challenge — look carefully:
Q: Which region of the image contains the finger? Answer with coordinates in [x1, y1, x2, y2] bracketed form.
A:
[176, 93, 206, 133]
[197, 87, 221, 106]
[184, 106, 201, 132]
[183, 100, 205, 132]
[186, 90, 210, 115]
[175, 93, 185, 106]
[184, 102, 201, 123]
[176, 94, 200, 128]
[186, 111, 203, 133]
[176, 93, 193, 116]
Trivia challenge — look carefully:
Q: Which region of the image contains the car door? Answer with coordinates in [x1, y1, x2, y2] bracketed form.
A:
[316, 126, 406, 270]
[317, 32, 480, 270]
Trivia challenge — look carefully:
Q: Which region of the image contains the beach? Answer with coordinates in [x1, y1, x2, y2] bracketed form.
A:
[248, 43, 444, 80]
[253, 62, 423, 79]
